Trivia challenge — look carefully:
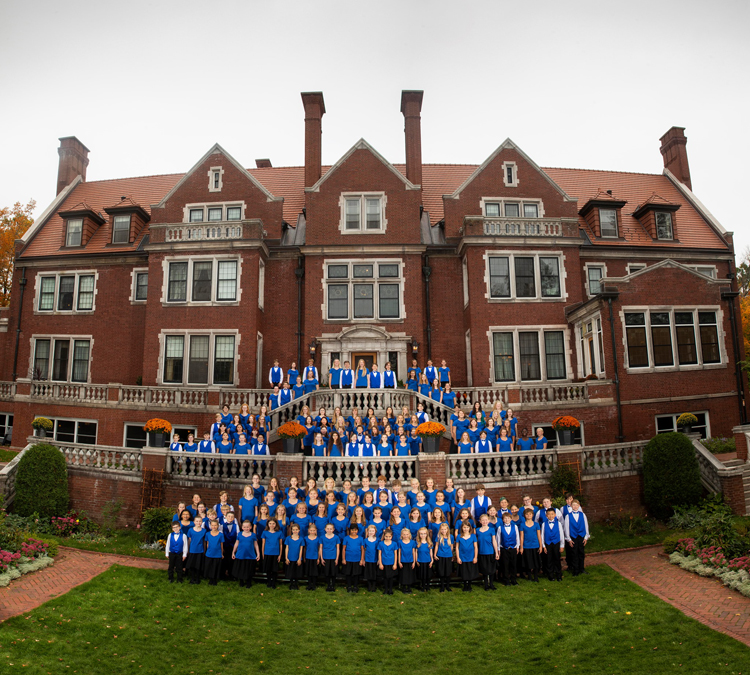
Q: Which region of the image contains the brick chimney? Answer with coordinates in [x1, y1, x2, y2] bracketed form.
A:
[301, 92, 325, 187]
[660, 126, 691, 190]
[57, 136, 89, 195]
[400, 90, 423, 186]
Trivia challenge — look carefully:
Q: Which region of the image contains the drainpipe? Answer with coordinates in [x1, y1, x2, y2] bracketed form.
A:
[423, 256, 432, 359]
[12, 267, 27, 381]
[295, 257, 304, 368]
[601, 289, 624, 442]
[722, 285, 746, 424]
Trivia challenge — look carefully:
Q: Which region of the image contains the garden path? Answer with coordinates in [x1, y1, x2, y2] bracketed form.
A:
[594, 546, 750, 647]
[0, 546, 166, 622]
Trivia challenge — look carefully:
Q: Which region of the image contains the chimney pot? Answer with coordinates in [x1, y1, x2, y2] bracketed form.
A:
[56, 136, 89, 195]
[400, 90, 423, 187]
[660, 126, 692, 190]
[255, 159, 273, 168]
[301, 92, 326, 187]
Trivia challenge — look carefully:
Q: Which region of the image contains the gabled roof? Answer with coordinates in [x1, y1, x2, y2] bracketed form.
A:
[153, 143, 283, 208]
[446, 138, 575, 202]
[306, 138, 419, 192]
[607, 258, 727, 283]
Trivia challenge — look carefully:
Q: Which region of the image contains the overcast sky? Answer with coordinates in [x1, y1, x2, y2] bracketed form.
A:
[1, 0, 748, 255]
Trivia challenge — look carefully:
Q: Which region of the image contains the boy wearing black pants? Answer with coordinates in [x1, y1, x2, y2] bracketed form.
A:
[542, 508, 565, 581]
[496, 512, 520, 586]
[166, 522, 188, 583]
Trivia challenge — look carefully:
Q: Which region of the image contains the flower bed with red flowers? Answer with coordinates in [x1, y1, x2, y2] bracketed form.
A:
[670, 537, 750, 596]
[551, 416, 580, 431]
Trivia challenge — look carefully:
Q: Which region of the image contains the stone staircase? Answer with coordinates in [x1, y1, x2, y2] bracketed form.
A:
[722, 458, 750, 515]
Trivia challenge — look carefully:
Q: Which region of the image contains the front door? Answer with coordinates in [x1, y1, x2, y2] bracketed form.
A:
[352, 352, 376, 371]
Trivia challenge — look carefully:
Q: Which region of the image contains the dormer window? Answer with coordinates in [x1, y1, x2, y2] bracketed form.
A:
[599, 209, 618, 238]
[66, 219, 82, 247]
[208, 166, 224, 192]
[340, 193, 386, 234]
[656, 212, 673, 240]
[112, 215, 130, 244]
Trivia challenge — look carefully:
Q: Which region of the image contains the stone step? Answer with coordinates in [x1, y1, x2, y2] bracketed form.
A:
[723, 459, 745, 468]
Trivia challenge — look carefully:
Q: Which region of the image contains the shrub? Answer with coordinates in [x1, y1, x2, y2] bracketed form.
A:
[642, 432, 702, 520]
[669, 494, 732, 530]
[605, 511, 655, 536]
[14, 444, 69, 518]
[695, 511, 748, 560]
[101, 499, 124, 534]
[141, 507, 174, 542]
[549, 464, 579, 499]
[701, 437, 736, 455]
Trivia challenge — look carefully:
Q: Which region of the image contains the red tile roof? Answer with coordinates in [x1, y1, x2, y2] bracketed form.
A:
[21, 160, 728, 258]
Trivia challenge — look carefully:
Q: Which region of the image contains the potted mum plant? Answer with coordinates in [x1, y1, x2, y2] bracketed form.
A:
[677, 412, 698, 434]
[551, 416, 580, 446]
[416, 421, 446, 454]
[143, 418, 172, 448]
[31, 416, 53, 438]
[277, 420, 307, 454]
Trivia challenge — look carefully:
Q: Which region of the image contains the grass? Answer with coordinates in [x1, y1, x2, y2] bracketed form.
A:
[1, 564, 748, 674]
[0, 447, 18, 463]
[42, 530, 164, 560]
[587, 522, 672, 553]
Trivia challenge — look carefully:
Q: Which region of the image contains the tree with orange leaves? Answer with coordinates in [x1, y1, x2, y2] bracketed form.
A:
[0, 200, 35, 306]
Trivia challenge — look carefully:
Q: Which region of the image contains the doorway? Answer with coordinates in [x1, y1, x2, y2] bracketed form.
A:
[352, 352, 376, 370]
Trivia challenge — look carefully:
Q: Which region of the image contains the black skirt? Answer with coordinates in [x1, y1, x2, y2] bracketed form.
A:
[478, 553, 496, 576]
[233, 558, 256, 581]
[435, 556, 453, 578]
[382, 564, 397, 579]
[459, 561, 478, 581]
[417, 561, 431, 581]
[523, 548, 541, 573]
[323, 559, 338, 577]
[399, 562, 416, 585]
[287, 560, 302, 580]
[203, 556, 222, 581]
[344, 561, 361, 577]
[305, 558, 319, 578]
[364, 561, 378, 581]
[185, 552, 204, 572]
[264, 554, 279, 574]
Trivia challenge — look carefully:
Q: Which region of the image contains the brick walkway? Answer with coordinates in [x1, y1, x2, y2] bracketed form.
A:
[0, 547, 166, 622]
[594, 546, 750, 646]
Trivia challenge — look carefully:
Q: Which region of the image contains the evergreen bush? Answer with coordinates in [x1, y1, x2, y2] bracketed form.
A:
[140, 507, 174, 542]
[643, 432, 702, 520]
[14, 444, 68, 518]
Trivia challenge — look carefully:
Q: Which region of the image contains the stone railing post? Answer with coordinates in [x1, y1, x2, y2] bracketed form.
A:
[417, 451, 446, 487]
[731, 424, 750, 462]
[141, 446, 170, 473]
[274, 453, 305, 488]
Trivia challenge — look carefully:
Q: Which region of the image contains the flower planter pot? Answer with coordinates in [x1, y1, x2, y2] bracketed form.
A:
[558, 429, 575, 446]
[148, 431, 166, 448]
[681, 425, 693, 435]
[34, 428, 47, 438]
[283, 438, 301, 454]
[421, 436, 440, 454]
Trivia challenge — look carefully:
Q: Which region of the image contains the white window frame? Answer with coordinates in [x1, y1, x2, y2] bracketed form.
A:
[483, 250, 566, 302]
[626, 263, 647, 275]
[0, 413, 13, 439]
[620, 306, 726, 374]
[130, 267, 149, 304]
[577, 315, 606, 378]
[182, 201, 245, 224]
[655, 211, 674, 240]
[112, 214, 131, 244]
[462, 256, 469, 308]
[691, 265, 717, 279]
[487, 325, 572, 384]
[161, 255, 242, 306]
[530, 422, 585, 448]
[656, 411, 710, 439]
[258, 260, 265, 310]
[599, 208, 619, 238]
[65, 218, 83, 247]
[338, 193, 387, 234]
[321, 258, 405, 322]
[480, 198, 544, 218]
[30, 335, 94, 384]
[123, 422, 197, 449]
[208, 166, 224, 193]
[157, 330, 240, 387]
[34, 271, 98, 315]
[502, 161, 519, 188]
[584, 263, 607, 297]
[38, 416, 99, 445]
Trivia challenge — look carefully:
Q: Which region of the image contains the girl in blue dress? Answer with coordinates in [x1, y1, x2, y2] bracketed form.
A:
[429, 380, 442, 402]
[458, 431, 473, 454]
[415, 527, 434, 592]
[355, 359, 369, 388]
[456, 521, 478, 591]
[388, 506, 406, 541]
[378, 528, 399, 595]
[261, 518, 284, 588]
[328, 358, 342, 389]
[497, 428, 513, 452]
[287, 362, 299, 386]
[398, 528, 417, 593]
[303, 371, 319, 394]
[438, 360, 451, 387]
[516, 427, 534, 451]
[292, 376, 305, 399]
[328, 431, 344, 457]
[476, 513, 498, 590]
[433, 522, 454, 592]
[255, 504, 270, 540]
[331, 503, 350, 540]
[304, 523, 321, 590]
[312, 502, 330, 538]
[232, 520, 260, 587]
[343, 525, 365, 593]
[418, 374, 431, 397]
[363, 524, 380, 592]
[441, 383, 456, 409]
[311, 432, 327, 457]
[406, 370, 418, 392]
[483, 418, 499, 447]
[407, 508, 423, 538]
[284, 523, 304, 590]
[203, 519, 225, 586]
[519, 508, 542, 582]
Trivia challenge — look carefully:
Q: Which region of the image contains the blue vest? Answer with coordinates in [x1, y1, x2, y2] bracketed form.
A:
[199, 440, 214, 453]
[498, 524, 518, 549]
[270, 366, 282, 384]
[369, 372, 382, 388]
[280, 389, 292, 405]
[341, 369, 354, 387]
[567, 512, 587, 538]
[544, 519, 561, 545]
[383, 370, 396, 387]
[168, 532, 185, 554]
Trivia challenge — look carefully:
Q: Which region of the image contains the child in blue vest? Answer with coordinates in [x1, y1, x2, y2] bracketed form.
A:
[166, 521, 188, 583]
[269, 360, 283, 387]
[221, 511, 239, 579]
[542, 507, 565, 581]
[496, 511, 520, 586]
[564, 500, 590, 576]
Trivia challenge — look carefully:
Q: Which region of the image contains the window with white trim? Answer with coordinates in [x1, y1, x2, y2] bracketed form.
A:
[627, 264, 646, 275]
[32, 337, 91, 382]
[502, 161, 519, 188]
[529, 423, 584, 448]
[258, 260, 265, 310]
[124, 423, 197, 449]
[38, 416, 98, 445]
[112, 215, 130, 244]
[0, 413, 13, 440]
[578, 317, 605, 377]
[692, 265, 717, 279]
[37, 272, 97, 313]
[656, 411, 709, 439]
[131, 269, 148, 302]
[183, 202, 243, 223]
[482, 199, 542, 218]
[656, 212, 673, 240]
[585, 264, 605, 296]
[624, 308, 722, 370]
[208, 166, 224, 193]
[486, 252, 563, 301]
[161, 332, 237, 385]
[324, 260, 404, 321]
[164, 258, 239, 304]
[462, 257, 469, 307]
[65, 218, 83, 247]
[599, 209, 618, 238]
[490, 328, 569, 382]
[339, 194, 386, 233]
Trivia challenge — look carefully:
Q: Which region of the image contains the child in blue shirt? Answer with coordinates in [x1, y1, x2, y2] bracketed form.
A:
[363, 524, 380, 592]
[343, 526, 365, 593]
[284, 523, 304, 590]
[378, 528, 399, 595]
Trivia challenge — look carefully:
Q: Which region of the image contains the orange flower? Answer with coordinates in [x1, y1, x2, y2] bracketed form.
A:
[277, 420, 308, 440]
[416, 421, 446, 438]
[551, 416, 580, 431]
[143, 418, 172, 434]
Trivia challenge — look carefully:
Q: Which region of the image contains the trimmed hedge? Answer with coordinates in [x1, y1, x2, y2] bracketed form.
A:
[14, 444, 69, 518]
[643, 432, 702, 520]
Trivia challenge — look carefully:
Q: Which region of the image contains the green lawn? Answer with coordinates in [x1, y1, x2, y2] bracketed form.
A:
[586, 522, 671, 553]
[1, 564, 748, 674]
[43, 530, 164, 560]
[0, 447, 18, 463]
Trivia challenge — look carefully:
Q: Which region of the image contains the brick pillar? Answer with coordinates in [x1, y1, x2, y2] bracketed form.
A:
[417, 452, 447, 488]
[15, 377, 31, 397]
[720, 471, 746, 516]
[274, 453, 305, 489]
[108, 384, 120, 404]
[141, 447, 168, 472]
[732, 424, 750, 462]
